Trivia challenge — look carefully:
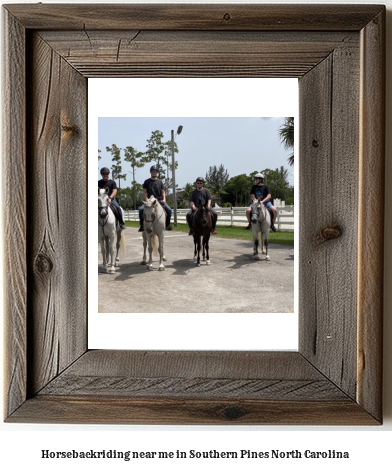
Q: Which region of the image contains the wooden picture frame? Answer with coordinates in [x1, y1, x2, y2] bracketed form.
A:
[3, 4, 385, 424]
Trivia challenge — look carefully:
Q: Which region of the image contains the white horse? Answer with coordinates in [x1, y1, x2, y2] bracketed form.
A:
[98, 188, 125, 273]
[141, 196, 167, 271]
[250, 197, 271, 261]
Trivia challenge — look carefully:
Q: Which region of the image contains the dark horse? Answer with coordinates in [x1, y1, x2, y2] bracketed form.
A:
[192, 201, 212, 267]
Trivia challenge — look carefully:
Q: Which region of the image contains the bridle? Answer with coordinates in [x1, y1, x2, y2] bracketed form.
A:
[195, 204, 210, 226]
[251, 200, 265, 223]
[98, 197, 110, 234]
[143, 201, 161, 225]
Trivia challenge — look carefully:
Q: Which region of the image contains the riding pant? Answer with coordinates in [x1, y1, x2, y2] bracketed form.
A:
[111, 198, 125, 225]
[139, 200, 172, 228]
[248, 201, 272, 208]
[186, 208, 218, 230]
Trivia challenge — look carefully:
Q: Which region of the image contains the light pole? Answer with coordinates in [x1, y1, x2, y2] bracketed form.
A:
[171, 125, 183, 226]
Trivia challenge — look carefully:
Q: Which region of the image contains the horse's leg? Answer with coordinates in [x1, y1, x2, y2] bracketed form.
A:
[115, 229, 121, 267]
[99, 236, 107, 270]
[196, 235, 201, 267]
[160, 227, 167, 262]
[158, 232, 165, 271]
[263, 228, 270, 261]
[205, 235, 211, 265]
[141, 234, 147, 265]
[107, 234, 116, 273]
[193, 235, 197, 260]
[147, 235, 154, 270]
[104, 235, 114, 271]
[104, 236, 110, 264]
[252, 225, 260, 259]
[202, 231, 206, 261]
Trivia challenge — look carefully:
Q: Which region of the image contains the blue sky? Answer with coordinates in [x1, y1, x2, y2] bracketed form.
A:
[98, 116, 294, 187]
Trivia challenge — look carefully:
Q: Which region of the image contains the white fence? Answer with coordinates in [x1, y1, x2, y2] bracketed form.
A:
[124, 206, 294, 232]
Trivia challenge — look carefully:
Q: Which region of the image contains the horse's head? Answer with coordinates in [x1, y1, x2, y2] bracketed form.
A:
[195, 200, 210, 227]
[98, 188, 110, 219]
[251, 198, 262, 224]
[142, 196, 158, 233]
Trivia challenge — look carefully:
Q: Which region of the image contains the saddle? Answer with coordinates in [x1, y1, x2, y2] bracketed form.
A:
[191, 208, 212, 225]
[110, 204, 120, 221]
[159, 201, 167, 217]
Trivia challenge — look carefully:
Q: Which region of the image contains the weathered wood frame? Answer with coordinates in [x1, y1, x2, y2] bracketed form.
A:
[3, 4, 385, 424]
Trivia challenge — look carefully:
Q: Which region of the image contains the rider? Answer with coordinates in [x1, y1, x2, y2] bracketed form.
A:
[186, 177, 218, 235]
[98, 167, 126, 230]
[245, 173, 277, 232]
[138, 165, 172, 231]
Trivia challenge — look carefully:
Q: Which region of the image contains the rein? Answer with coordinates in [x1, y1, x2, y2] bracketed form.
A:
[143, 201, 163, 225]
[98, 199, 111, 236]
[252, 201, 267, 225]
[194, 206, 211, 227]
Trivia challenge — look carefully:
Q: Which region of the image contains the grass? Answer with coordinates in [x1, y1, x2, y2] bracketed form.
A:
[125, 221, 294, 246]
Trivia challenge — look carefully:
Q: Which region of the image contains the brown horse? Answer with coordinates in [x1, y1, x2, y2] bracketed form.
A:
[192, 201, 212, 267]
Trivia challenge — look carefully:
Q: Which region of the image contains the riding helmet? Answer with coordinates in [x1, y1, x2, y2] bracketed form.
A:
[196, 176, 205, 183]
[150, 165, 159, 172]
[254, 173, 264, 179]
[100, 167, 110, 174]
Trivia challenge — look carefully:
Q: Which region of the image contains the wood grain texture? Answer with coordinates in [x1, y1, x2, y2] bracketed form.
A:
[4, 4, 384, 31]
[10, 396, 379, 425]
[299, 40, 360, 399]
[7, 351, 378, 424]
[38, 351, 347, 400]
[357, 9, 385, 421]
[2, 9, 27, 419]
[38, 30, 358, 78]
[27, 33, 87, 396]
[2, 3, 385, 425]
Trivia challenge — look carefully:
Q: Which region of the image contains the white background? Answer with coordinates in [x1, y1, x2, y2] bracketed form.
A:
[89, 77, 299, 351]
[1, 0, 391, 473]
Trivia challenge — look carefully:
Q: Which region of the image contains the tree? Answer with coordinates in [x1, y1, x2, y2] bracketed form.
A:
[144, 130, 166, 179]
[181, 182, 195, 206]
[163, 139, 179, 195]
[278, 117, 294, 165]
[124, 146, 145, 208]
[261, 167, 291, 201]
[205, 164, 229, 204]
[106, 144, 126, 187]
[223, 174, 252, 206]
[130, 181, 143, 209]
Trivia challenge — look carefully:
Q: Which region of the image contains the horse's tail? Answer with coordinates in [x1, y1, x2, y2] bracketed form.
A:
[152, 235, 158, 256]
[119, 230, 126, 254]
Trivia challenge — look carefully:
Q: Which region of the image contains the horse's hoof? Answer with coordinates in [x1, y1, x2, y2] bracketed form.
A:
[163, 256, 167, 262]
[206, 261, 211, 266]
[266, 256, 270, 261]
[147, 266, 153, 271]
[141, 261, 147, 265]
[254, 255, 260, 260]
[108, 267, 115, 274]
[158, 266, 165, 271]
[196, 263, 201, 267]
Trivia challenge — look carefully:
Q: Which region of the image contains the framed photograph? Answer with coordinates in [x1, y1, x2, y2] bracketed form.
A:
[3, 4, 384, 424]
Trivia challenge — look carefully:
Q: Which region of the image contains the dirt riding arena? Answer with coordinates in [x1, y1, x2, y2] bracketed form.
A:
[98, 227, 294, 313]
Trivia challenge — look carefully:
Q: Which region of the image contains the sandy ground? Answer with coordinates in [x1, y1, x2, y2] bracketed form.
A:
[98, 227, 294, 313]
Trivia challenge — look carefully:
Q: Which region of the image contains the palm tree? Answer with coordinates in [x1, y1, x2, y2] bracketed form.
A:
[278, 117, 294, 166]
